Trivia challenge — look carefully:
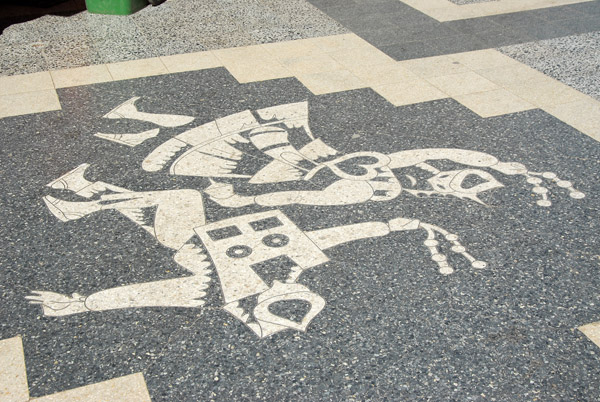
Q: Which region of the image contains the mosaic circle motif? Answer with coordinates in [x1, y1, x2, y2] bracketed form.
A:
[261, 233, 290, 248]
[226, 245, 253, 258]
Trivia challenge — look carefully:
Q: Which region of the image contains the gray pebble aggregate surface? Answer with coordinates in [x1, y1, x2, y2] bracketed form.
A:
[0, 0, 347, 75]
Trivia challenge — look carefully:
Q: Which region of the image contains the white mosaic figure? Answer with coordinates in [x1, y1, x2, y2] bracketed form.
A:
[139, 101, 584, 208]
[29, 100, 585, 338]
[104, 97, 194, 127]
[94, 128, 160, 147]
[33, 166, 482, 337]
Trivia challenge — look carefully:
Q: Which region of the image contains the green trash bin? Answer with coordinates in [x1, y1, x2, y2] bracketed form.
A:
[85, 0, 148, 15]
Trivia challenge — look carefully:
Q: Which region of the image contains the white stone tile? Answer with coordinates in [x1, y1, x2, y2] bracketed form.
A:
[32, 373, 151, 402]
[0, 337, 29, 402]
[398, 0, 592, 21]
[476, 64, 550, 87]
[505, 79, 590, 107]
[296, 69, 366, 95]
[0, 90, 61, 118]
[348, 63, 421, 87]
[399, 55, 471, 78]
[107, 57, 168, 81]
[543, 99, 600, 141]
[225, 60, 292, 83]
[261, 39, 323, 60]
[309, 33, 373, 53]
[328, 47, 395, 69]
[51, 65, 113, 88]
[160, 51, 222, 73]
[373, 80, 448, 106]
[426, 71, 500, 96]
[579, 321, 600, 348]
[214, 45, 271, 66]
[454, 88, 535, 117]
[280, 53, 345, 75]
[0, 72, 54, 95]
[448, 49, 522, 71]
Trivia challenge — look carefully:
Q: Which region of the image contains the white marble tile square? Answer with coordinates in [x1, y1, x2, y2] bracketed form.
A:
[0, 90, 61, 118]
[0, 72, 54, 95]
[107, 58, 168, 81]
[454, 88, 535, 117]
[51, 65, 113, 88]
[160, 51, 223, 73]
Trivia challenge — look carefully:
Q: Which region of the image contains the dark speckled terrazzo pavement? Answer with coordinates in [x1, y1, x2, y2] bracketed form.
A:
[309, 0, 600, 60]
[0, 0, 599, 400]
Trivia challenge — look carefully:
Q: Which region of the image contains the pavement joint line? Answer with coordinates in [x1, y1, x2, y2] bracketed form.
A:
[0, 34, 598, 141]
[398, 0, 595, 22]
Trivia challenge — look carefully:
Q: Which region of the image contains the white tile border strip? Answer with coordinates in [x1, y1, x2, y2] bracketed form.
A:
[31, 373, 152, 402]
[579, 321, 600, 348]
[398, 0, 594, 22]
[0, 336, 152, 402]
[0, 90, 61, 118]
[0, 336, 29, 402]
[0, 35, 598, 141]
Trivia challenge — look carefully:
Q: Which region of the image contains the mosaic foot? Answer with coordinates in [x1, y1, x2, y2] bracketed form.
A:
[43, 196, 100, 222]
[47, 165, 128, 198]
[104, 96, 194, 127]
[95, 128, 160, 147]
[26, 291, 89, 316]
[47, 164, 93, 193]
[205, 180, 255, 207]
